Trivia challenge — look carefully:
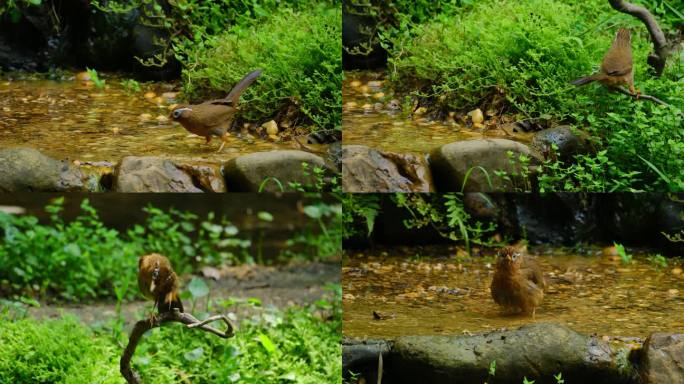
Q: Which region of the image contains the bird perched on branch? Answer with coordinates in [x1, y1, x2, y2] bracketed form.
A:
[138, 253, 184, 315]
[570, 28, 639, 96]
[490, 246, 546, 319]
[170, 69, 263, 152]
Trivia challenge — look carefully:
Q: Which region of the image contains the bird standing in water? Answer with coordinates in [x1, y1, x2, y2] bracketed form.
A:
[170, 69, 263, 152]
[490, 246, 546, 319]
[570, 28, 639, 96]
[138, 253, 184, 317]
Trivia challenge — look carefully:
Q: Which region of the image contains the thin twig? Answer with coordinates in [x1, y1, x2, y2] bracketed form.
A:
[614, 86, 669, 106]
[120, 310, 235, 384]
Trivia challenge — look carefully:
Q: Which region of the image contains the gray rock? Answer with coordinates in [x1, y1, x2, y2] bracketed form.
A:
[429, 139, 539, 192]
[114, 156, 202, 192]
[223, 150, 328, 192]
[639, 333, 684, 383]
[531, 125, 593, 162]
[342, 145, 433, 192]
[177, 163, 226, 193]
[0, 147, 91, 192]
[388, 323, 633, 384]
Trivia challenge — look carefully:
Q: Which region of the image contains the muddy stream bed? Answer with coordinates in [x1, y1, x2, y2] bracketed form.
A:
[343, 71, 534, 154]
[0, 72, 298, 163]
[343, 245, 684, 339]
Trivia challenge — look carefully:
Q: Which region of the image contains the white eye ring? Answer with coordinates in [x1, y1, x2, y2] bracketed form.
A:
[172, 108, 192, 119]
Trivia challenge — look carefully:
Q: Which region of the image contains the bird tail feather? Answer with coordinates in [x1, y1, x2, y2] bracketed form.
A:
[570, 76, 596, 86]
[160, 291, 184, 313]
[225, 69, 263, 105]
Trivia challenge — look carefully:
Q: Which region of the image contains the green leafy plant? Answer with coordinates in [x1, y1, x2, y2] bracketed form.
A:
[119, 78, 141, 93]
[85, 67, 106, 89]
[554, 372, 565, 384]
[392, 193, 500, 255]
[378, 0, 684, 191]
[614, 242, 632, 264]
[341, 194, 381, 238]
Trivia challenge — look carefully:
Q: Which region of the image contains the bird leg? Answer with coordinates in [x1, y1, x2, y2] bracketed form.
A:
[216, 133, 229, 153]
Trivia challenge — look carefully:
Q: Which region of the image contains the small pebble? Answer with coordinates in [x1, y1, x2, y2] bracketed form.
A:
[349, 80, 362, 87]
[262, 120, 279, 136]
[372, 92, 385, 100]
[144, 92, 156, 99]
[75, 72, 91, 81]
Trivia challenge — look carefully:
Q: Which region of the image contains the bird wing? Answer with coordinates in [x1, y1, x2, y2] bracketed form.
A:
[600, 36, 632, 77]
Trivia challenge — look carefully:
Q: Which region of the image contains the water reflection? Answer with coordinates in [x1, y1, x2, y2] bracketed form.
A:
[343, 71, 534, 154]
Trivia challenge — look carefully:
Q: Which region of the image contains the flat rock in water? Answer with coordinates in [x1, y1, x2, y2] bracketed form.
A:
[429, 139, 540, 192]
[222, 150, 327, 192]
[387, 323, 631, 384]
[639, 333, 684, 383]
[114, 156, 202, 192]
[0, 147, 93, 192]
[342, 145, 433, 192]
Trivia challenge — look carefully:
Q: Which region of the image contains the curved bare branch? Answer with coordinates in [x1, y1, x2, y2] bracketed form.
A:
[120, 310, 235, 384]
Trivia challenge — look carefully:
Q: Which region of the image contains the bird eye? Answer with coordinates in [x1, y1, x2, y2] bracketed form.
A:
[173, 109, 182, 119]
[511, 253, 520, 260]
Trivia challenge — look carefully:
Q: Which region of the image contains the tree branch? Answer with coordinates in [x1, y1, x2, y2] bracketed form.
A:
[120, 310, 235, 384]
[608, 0, 670, 76]
[614, 86, 669, 106]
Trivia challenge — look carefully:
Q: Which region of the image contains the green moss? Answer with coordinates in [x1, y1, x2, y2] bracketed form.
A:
[0, 299, 341, 384]
[180, 4, 342, 132]
[0, 316, 121, 384]
[383, 0, 684, 191]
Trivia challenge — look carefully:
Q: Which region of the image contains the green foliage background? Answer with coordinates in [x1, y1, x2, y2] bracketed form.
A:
[359, 0, 684, 191]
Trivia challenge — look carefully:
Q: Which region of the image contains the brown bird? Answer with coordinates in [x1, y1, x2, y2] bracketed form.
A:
[170, 69, 263, 152]
[138, 253, 184, 315]
[490, 246, 546, 319]
[570, 28, 639, 96]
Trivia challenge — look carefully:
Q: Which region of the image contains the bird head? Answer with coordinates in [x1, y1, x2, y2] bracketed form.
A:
[170, 106, 193, 121]
[496, 247, 523, 271]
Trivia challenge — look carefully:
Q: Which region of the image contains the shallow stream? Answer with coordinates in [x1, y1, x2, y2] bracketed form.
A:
[343, 245, 684, 338]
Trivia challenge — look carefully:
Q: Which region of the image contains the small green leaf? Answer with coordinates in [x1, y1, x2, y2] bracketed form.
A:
[303, 205, 322, 219]
[258, 333, 276, 354]
[257, 211, 273, 222]
[187, 277, 209, 299]
[184, 347, 204, 361]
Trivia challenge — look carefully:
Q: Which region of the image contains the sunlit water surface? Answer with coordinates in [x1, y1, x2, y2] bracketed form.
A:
[343, 246, 684, 338]
[0, 74, 297, 163]
[342, 71, 534, 154]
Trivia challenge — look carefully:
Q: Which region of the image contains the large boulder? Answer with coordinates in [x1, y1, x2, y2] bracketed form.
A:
[429, 139, 540, 192]
[387, 323, 633, 384]
[0, 147, 94, 192]
[342, 145, 433, 192]
[113, 156, 201, 192]
[639, 333, 684, 383]
[223, 150, 328, 192]
[531, 125, 593, 162]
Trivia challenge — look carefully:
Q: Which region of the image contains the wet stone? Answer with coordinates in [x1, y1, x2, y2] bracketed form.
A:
[429, 139, 540, 192]
[113, 156, 202, 192]
[639, 333, 684, 384]
[222, 150, 328, 192]
[0, 147, 94, 192]
[388, 323, 631, 384]
[342, 145, 433, 192]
